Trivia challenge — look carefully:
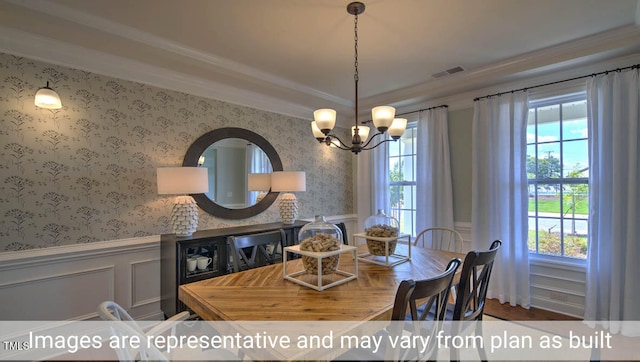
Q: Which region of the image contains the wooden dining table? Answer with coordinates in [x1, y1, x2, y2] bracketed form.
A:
[179, 243, 464, 322]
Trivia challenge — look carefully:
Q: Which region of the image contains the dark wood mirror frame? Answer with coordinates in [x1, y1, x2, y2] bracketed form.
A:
[182, 127, 283, 219]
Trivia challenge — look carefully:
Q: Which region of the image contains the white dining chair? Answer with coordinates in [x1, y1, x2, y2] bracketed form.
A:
[97, 301, 191, 361]
[414, 227, 464, 253]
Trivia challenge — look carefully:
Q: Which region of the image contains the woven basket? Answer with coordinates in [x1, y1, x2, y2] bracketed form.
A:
[299, 233, 340, 275]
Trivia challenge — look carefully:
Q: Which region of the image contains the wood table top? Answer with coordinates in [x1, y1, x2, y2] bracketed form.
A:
[179, 244, 464, 322]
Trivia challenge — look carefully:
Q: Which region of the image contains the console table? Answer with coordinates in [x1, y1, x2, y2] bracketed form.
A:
[160, 220, 307, 317]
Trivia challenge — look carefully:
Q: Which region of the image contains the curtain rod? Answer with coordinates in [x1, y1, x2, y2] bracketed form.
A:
[395, 104, 448, 117]
[474, 63, 639, 101]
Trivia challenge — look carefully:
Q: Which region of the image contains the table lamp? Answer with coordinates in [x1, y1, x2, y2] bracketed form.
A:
[248, 173, 271, 203]
[271, 171, 306, 224]
[157, 167, 209, 237]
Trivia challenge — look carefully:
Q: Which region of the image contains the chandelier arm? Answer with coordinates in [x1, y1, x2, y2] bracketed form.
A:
[359, 131, 385, 149]
[328, 134, 352, 149]
[361, 137, 397, 151]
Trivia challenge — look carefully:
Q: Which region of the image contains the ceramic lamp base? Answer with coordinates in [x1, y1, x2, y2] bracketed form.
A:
[171, 195, 199, 237]
[256, 192, 267, 203]
[278, 193, 298, 224]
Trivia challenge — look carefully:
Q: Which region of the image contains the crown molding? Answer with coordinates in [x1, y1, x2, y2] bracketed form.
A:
[364, 24, 640, 111]
[0, 26, 315, 120]
[3, 0, 639, 123]
[394, 52, 640, 114]
[6, 0, 351, 108]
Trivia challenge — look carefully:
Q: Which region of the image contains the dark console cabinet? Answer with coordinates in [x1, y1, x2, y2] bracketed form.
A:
[160, 221, 307, 317]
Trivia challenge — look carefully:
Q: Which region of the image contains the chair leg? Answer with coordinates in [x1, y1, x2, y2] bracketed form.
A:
[476, 321, 488, 362]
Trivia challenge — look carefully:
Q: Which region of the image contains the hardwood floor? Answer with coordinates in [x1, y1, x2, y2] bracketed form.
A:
[483, 298, 580, 321]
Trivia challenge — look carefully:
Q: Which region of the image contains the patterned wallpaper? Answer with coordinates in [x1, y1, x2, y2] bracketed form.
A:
[0, 53, 353, 251]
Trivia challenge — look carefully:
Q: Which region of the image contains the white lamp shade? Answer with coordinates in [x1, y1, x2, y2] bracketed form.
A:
[388, 118, 407, 138]
[271, 171, 306, 192]
[34, 86, 62, 109]
[313, 109, 336, 133]
[157, 167, 209, 195]
[311, 121, 325, 139]
[371, 106, 396, 131]
[248, 173, 271, 191]
[351, 125, 370, 143]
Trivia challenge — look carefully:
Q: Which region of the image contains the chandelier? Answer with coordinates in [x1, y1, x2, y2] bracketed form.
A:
[311, 2, 407, 154]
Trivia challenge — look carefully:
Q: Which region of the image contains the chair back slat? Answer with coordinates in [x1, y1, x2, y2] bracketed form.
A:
[414, 227, 464, 253]
[228, 229, 286, 272]
[453, 240, 501, 322]
[409, 258, 462, 321]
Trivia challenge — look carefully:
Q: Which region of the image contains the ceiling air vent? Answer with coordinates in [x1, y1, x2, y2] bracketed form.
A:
[432, 66, 465, 78]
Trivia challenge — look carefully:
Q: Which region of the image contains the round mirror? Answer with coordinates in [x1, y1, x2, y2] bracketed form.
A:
[183, 128, 283, 219]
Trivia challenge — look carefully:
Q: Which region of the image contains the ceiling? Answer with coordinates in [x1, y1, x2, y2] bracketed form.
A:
[1, 0, 639, 125]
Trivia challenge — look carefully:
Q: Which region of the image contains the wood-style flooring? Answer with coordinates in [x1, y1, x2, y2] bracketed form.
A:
[483, 298, 580, 321]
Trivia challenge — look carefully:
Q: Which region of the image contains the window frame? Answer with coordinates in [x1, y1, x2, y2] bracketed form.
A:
[526, 92, 589, 262]
[388, 121, 418, 237]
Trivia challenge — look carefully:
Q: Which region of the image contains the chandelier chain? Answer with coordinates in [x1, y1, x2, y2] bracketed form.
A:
[354, 13, 359, 82]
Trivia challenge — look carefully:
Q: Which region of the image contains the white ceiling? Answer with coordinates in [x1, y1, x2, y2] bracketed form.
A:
[1, 0, 639, 125]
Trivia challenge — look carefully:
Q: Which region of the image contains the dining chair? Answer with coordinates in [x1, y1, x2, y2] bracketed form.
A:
[97, 301, 191, 361]
[403, 257, 462, 360]
[227, 229, 286, 273]
[450, 239, 502, 362]
[414, 227, 464, 304]
[408, 257, 462, 321]
[414, 227, 464, 253]
[335, 222, 349, 245]
[336, 279, 417, 361]
[390, 279, 418, 320]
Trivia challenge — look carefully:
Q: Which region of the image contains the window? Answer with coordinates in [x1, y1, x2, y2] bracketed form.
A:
[526, 93, 589, 259]
[388, 124, 417, 236]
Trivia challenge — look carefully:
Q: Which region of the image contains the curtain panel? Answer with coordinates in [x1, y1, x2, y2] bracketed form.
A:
[585, 68, 639, 335]
[356, 142, 390, 231]
[472, 92, 531, 308]
[416, 108, 455, 232]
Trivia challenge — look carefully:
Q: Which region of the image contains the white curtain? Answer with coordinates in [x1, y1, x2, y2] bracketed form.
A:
[472, 92, 531, 308]
[356, 136, 390, 232]
[584, 68, 639, 335]
[415, 108, 455, 233]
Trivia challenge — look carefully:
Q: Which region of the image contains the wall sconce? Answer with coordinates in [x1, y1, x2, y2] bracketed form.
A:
[271, 171, 306, 224]
[34, 81, 62, 109]
[157, 167, 209, 237]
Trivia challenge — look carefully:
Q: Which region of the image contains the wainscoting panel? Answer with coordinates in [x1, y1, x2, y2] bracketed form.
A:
[0, 236, 161, 321]
[0, 215, 357, 322]
[530, 257, 586, 318]
[130, 258, 161, 309]
[0, 265, 115, 321]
